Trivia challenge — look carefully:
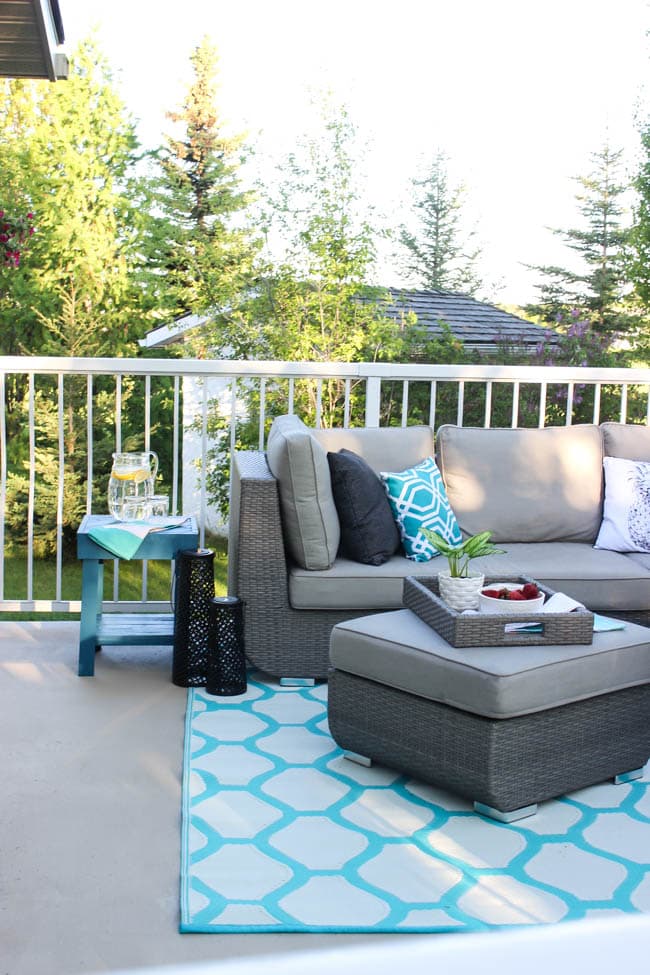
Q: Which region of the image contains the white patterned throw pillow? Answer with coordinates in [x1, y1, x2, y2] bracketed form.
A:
[380, 456, 462, 562]
[595, 456, 650, 553]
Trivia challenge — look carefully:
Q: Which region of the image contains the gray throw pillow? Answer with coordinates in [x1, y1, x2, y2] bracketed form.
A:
[327, 449, 401, 565]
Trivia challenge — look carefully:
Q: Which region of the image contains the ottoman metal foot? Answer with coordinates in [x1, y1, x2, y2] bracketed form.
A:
[474, 801, 538, 823]
[343, 750, 372, 767]
[280, 677, 315, 687]
[614, 767, 645, 784]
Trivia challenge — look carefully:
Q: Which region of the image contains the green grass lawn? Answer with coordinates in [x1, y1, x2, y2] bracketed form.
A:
[1, 536, 228, 620]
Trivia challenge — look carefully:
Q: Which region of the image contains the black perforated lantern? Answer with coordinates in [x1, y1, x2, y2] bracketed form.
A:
[206, 596, 247, 697]
[172, 548, 215, 687]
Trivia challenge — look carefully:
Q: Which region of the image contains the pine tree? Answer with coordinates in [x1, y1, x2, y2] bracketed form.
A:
[145, 36, 259, 327]
[528, 144, 633, 334]
[398, 151, 483, 295]
[629, 123, 650, 327]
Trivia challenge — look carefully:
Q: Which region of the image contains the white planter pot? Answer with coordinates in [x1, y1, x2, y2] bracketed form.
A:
[438, 569, 485, 612]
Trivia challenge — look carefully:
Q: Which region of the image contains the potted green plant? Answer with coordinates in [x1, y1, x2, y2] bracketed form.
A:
[422, 529, 505, 611]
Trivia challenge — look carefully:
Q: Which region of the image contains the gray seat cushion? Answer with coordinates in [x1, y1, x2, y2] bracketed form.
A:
[290, 555, 437, 610]
[486, 542, 650, 611]
[330, 609, 650, 718]
[436, 424, 604, 543]
[290, 542, 650, 612]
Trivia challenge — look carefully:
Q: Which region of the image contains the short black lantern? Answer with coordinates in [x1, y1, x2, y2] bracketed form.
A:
[206, 596, 247, 696]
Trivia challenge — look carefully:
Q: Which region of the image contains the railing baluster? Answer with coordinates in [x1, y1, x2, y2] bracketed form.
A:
[511, 381, 519, 428]
[456, 381, 465, 426]
[620, 384, 628, 423]
[114, 375, 122, 600]
[429, 380, 437, 431]
[288, 377, 295, 415]
[344, 379, 351, 428]
[0, 373, 6, 601]
[538, 382, 547, 428]
[229, 378, 237, 453]
[259, 378, 266, 450]
[566, 382, 574, 425]
[315, 378, 323, 427]
[86, 375, 93, 513]
[27, 374, 35, 602]
[484, 381, 492, 428]
[200, 380, 208, 549]
[365, 376, 381, 428]
[172, 376, 180, 516]
[593, 383, 601, 424]
[401, 380, 409, 427]
[56, 374, 64, 602]
[142, 374, 152, 602]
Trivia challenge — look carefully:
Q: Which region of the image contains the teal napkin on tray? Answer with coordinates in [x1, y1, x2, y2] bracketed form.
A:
[88, 517, 189, 560]
[88, 522, 153, 559]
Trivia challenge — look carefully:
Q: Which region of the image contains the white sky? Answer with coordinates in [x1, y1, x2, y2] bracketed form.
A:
[59, 0, 650, 304]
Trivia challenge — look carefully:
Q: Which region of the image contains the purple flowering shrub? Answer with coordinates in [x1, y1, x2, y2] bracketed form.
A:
[0, 209, 35, 268]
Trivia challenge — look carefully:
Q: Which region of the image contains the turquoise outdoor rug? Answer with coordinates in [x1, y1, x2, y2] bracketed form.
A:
[180, 676, 650, 933]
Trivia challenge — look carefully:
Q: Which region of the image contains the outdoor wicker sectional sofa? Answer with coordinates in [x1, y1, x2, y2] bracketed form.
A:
[228, 415, 650, 680]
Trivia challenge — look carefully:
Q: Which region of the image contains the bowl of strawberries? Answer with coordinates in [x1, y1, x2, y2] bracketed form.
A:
[478, 581, 545, 614]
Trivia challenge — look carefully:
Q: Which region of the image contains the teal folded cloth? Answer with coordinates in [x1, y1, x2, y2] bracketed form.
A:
[87, 522, 153, 559]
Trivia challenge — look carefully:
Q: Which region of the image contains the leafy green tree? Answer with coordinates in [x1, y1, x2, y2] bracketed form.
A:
[398, 151, 483, 295]
[0, 40, 176, 553]
[144, 36, 260, 329]
[0, 39, 147, 358]
[528, 145, 634, 335]
[201, 99, 425, 514]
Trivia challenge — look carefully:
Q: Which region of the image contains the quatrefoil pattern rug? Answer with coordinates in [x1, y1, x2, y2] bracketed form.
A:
[180, 678, 650, 933]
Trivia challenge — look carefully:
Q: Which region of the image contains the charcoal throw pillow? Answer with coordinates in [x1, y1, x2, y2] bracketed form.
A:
[327, 449, 401, 565]
[595, 456, 650, 552]
[380, 456, 462, 562]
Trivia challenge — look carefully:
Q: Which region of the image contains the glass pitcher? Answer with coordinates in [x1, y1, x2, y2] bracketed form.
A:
[107, 451, 158, 520]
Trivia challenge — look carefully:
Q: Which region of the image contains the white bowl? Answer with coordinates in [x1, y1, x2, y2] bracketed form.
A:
[479, 582, 545, 615]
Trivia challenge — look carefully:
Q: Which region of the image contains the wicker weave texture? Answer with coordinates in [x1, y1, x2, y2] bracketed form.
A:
[404, 575, 594, 647]
[328, 668, 650, 812]
[231, 452, 379, 678]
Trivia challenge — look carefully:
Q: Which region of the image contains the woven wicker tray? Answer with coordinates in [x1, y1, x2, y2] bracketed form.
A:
[403, 575, 594, 647]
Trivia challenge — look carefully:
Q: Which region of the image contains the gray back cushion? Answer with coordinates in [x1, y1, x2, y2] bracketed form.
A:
[312, 425, 434, 473]
[601, 422, 650, 461]
[436, 424, 604, 543]
[266, 415, 340, 570]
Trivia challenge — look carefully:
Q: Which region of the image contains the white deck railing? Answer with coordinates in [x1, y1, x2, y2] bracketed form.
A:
[1, 354, 650, 614]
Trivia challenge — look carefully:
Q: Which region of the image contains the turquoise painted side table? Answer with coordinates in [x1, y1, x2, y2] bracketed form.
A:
[76, 514, 199, 676]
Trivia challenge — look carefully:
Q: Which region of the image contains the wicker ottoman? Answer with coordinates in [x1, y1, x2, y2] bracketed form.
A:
[328, 609, 650, 821]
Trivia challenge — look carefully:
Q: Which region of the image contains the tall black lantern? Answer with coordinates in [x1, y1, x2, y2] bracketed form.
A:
[172, 548, 215, 687]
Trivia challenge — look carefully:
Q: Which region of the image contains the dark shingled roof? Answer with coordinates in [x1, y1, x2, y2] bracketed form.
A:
[378, 288, 557, 352]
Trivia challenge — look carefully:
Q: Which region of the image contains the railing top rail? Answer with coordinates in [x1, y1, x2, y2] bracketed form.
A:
[1, 355, 650, 384]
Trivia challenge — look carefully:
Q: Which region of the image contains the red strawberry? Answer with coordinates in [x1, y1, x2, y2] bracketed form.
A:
[522, 583, 540, 600]
[482, 589, 501, 598]
[508, 590, 526, 600]
[498, 588, 510, 599]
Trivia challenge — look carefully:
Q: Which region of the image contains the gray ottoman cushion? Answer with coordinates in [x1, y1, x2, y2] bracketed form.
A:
[330, 609, 650, 719]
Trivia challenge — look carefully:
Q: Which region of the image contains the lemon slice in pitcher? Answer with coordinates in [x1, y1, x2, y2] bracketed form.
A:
[112, 468, 151, 482]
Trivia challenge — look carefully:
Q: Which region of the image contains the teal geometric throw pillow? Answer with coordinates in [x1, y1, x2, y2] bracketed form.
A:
[380, 456, 462, 562]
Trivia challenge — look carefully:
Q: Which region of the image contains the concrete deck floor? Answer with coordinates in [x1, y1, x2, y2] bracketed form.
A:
[0, 622, 400, 975]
